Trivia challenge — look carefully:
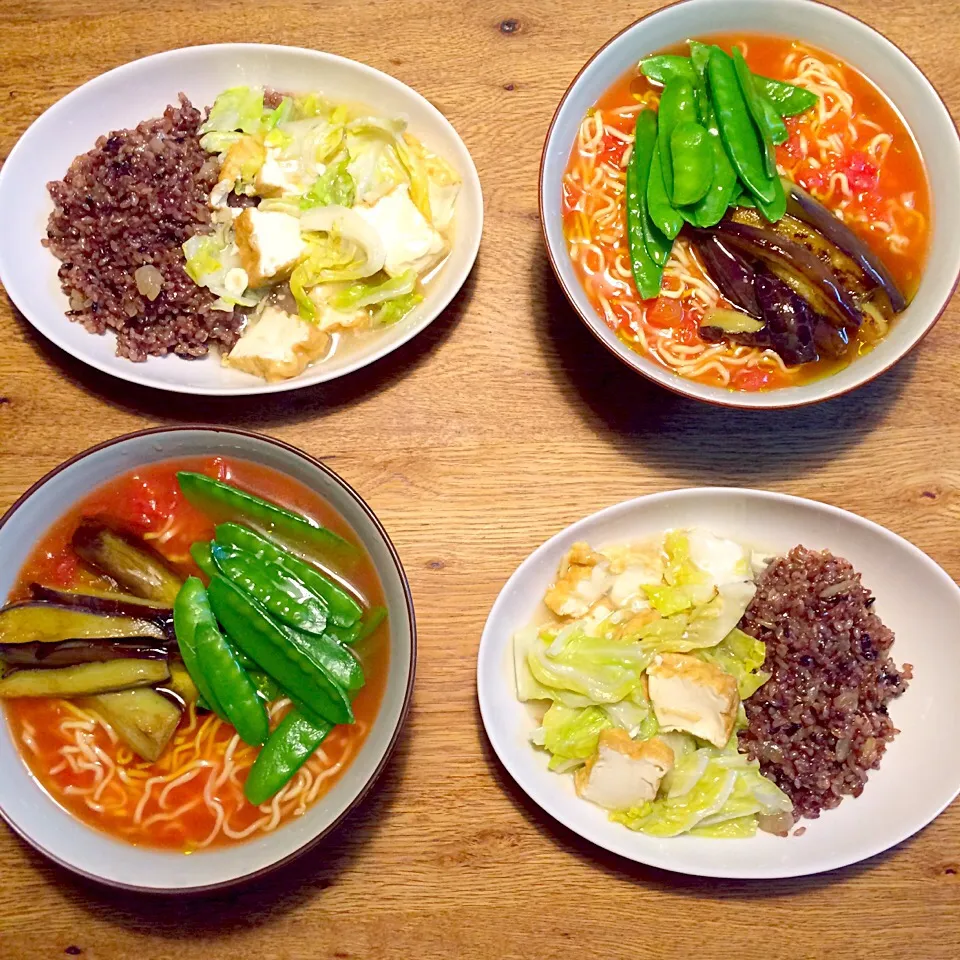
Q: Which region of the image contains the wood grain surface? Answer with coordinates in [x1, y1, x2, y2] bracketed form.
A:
[1, 1, 959, 957]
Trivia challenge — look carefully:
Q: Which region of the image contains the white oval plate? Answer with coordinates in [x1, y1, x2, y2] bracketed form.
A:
[0, 44, 482, 396]
[477, 488, 960, 878]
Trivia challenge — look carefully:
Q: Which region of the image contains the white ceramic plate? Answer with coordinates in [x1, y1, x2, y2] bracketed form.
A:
[0, 428, 416, 891]
[0, 44, 483, 396]
[477, 488, 960, 878]
[539, 0, 960, 408]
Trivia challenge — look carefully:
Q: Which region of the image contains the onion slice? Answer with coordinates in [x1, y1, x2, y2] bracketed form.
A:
[299, 205, 386, 278]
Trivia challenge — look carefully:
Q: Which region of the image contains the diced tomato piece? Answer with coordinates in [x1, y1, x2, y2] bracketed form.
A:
[598, 133, 628, 169]
[842, 150, 879, 192]
[732, 366, 783, 392]
[114, 472, 182, 533]
[646, 297, 684, 329]
[677, 312, 702, 346]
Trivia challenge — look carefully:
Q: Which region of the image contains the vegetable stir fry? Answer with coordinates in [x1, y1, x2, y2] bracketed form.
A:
[184, 86, 461, 381]
[514, 530, 792, 838]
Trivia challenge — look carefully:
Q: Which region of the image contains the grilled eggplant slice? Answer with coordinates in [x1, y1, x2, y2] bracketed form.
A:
[0, 659, 170, 697]
[167, 660, 199, 704]
[71, 521, 184, 603]
[0, 639, 169, 667]
[29, 584, 175, 636]
[87, 689, 181, 762]
[0, 603, 167, 645]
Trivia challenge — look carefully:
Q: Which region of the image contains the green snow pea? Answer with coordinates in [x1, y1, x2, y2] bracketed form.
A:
[207, 576, 353, 725]
[707, 47, 777, 204]
[214, 523, 363, 628]
[195, 621, 269, 746]
[626, 110, 667, 298]
[670, 121, 713, 205]
[244, 709, 333, 806]
[172, 578, 228, 723]
[211, 543, 328, 636]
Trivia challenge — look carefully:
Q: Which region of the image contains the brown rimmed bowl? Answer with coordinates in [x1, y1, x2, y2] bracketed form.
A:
[539, 0, 960, 409]
[0, 427, 416, 892]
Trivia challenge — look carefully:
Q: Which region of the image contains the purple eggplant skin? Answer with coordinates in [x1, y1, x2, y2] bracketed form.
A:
[29, 584, 175, 637]
[813, 320, 849, 360]
[755, 274, 817, 365]
[785, 180, 907, 312]
[692, 233, 763, 318]
[0, 639, 171, 668]
[716, 219, 863, 330]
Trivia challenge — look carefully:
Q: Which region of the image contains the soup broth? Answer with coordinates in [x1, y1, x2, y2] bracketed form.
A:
[4, 457, 389, 851]
[562, 35, 930, 391]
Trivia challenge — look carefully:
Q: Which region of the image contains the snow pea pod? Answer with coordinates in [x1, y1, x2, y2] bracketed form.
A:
[172, 578, 228, 723]
[195, 621, 269, 746]
[647, 142, 684, 240]
[190, 541, 217, 580]
[248, 670, 284, 704]
[288, 624, 365, 692]
[640, 54, 696, 87]
[626, 111, 666, 297]
[753, 173, 787, 223]
[707, 48, 777, 204]
[354, 606, 388, 645]
[670, 121, 713, 205]
[215, 523, 363, 627]
[207, 576, 353, 725]
[738, 55, 789, 146]
[656, 81, 697, 201]
[756, 76, 818, 117]
[732, 48, 787, 180]
[687, 42, 740, 227]
[211, 543, 328, 636]
[244, 709, 333, 805]
[177, 472, 355, 561]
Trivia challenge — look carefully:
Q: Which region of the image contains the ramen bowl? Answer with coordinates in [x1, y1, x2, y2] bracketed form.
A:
[540, 0, 960, 408]
[0, 427, 416, 892]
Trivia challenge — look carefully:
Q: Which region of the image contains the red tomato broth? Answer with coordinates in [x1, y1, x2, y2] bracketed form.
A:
[561, 34, 930, 392]
[4, 456, 390, 851]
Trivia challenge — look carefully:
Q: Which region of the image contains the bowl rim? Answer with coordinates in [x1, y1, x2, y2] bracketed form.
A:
[0, 42, 483, 398]
[476, 484, 960, 878]
[0, 424, 417, 893]
[538, 0, 960, 410]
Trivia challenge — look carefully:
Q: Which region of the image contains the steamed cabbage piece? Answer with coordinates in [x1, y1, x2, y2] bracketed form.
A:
[515, 529, 791, 837]
[184, 85, 460, 343]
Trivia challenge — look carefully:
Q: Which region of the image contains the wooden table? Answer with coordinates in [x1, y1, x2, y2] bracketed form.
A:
[1, 1, 958, 956]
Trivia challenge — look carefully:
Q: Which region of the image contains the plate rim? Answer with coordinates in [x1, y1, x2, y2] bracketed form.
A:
[476, 485, 960, 879]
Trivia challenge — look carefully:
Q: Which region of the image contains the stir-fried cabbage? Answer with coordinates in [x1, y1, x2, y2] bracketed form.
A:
[201, 86, 264, 136]
[300, 155, 357, 209]
[184, 85, 460, 380]
[698, 628, 771, 698]
[182, 229, 259, 308]
[514, 528, 790, 839]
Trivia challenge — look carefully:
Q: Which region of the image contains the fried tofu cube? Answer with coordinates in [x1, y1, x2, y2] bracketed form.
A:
[544, 542, 611, 619]
[354, 184, 446, 278]
[647, 653, 740, 749]
[223, 306, 329, 382]
[255, 148, 301, 198]
[234, 208, 305, 288]
[210, 135, 266, 206]
[574, 729, 674, 810]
